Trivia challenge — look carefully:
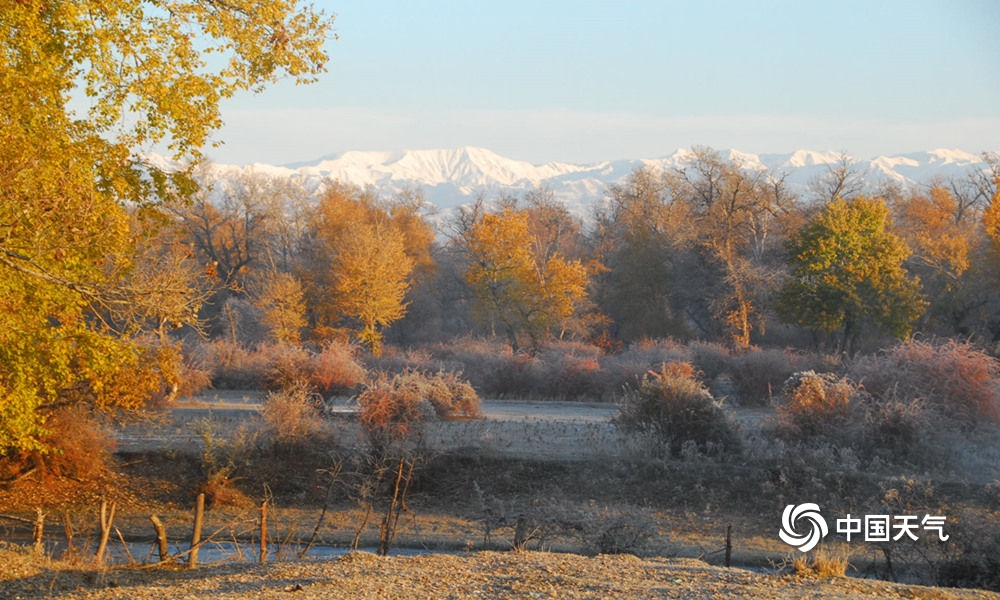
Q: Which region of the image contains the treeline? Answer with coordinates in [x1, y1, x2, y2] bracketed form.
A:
[162, 147, 1000, 356]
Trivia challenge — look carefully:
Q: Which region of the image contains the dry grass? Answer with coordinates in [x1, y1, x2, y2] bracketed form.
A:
[792, 549, 850, 579]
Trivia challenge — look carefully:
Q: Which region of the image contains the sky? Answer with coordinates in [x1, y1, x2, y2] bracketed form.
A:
[209, 0, 1000, 167]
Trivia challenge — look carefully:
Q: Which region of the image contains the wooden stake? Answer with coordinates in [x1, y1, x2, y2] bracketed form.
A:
[94, 499, 116, 566]
[32, 508, 44, 557]
[150, 515, 169, 563]
[190, 493, 205, 569]
[115, 527, 136, 566]
[725, 524, 733, 568]
[259, 499, 268, 563]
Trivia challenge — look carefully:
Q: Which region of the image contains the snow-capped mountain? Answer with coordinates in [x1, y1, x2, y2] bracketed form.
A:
[200, 146, 994, 217]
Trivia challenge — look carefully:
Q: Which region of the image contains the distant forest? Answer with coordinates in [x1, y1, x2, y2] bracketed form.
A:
[165, 146, 1000, 356]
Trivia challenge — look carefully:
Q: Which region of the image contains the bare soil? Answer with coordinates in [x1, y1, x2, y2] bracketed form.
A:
[3, 549, 997, 600]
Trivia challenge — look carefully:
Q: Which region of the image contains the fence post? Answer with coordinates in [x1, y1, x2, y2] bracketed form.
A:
[190, 493, 205, 569]
[150, 515, 169, 563]
[32, 508, 44, 556]
[259, 499, 269, 563]
[725, 524, 732, 568]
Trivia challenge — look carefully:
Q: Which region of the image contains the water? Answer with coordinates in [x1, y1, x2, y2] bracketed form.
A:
[19, 537, 434, 566]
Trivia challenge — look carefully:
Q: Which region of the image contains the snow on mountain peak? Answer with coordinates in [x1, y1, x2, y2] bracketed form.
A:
[925, 148, 980, 164]
[193, 147, 995, 216]
[785, 150, 846, 168]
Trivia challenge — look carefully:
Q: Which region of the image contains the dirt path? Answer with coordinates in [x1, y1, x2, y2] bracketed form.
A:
[2, 550, 995, 600]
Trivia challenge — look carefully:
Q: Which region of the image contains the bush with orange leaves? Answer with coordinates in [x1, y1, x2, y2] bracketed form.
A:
[358, 370, 481, 456]
[776, 371, 860, 440]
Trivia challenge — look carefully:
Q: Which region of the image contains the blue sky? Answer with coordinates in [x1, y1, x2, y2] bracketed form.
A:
[210, 0, 1000, 166]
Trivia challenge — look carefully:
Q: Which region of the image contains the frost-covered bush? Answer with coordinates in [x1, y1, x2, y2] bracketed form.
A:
[615, 362, 739, 458]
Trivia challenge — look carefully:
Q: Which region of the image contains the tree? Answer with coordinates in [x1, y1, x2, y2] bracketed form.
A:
[809, 152, 865, 203]
[984, 180, 1000, 253]
[777, 197, 925, 354]
[0, 1, 331, 462]
[893, 185, 975, 334]
[461, 206, 589, 352]
[667, 147, 793, 346]
[332, 220, 412, 356]
[251, 268, 307, 344]
[304, 184, 417, 355]
[594, 167, 685, 341]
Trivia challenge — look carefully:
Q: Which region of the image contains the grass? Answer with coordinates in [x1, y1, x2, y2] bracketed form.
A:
[792, 549, 850, 579]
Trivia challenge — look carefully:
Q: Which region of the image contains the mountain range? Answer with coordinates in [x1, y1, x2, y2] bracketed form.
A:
[203, 146, 994, 217]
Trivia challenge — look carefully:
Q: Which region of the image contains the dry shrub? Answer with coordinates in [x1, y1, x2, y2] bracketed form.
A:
[591, 506, 657, 555]
[688, 340, 732, 383]
[190, 418, 258, 509]
[555, 354, 607, 400]
[776, 369, 942, 465]
[425, 337, 516, 396]
[190, 339, 270, 389]
[936, 512, 1000, 591]
[307, 341, 366, 396]
[0, 541, 46, 580]
[727, 348, 799, 407]
[188, 339, 367, 397]
[776, 371, 859, 440]
[421, 371, 483, 419]
[260, 342, 311, 391]
[615, 362, 740, 458]
[615, 339, 691, 379]
[34, 406, 114, 480]
[860, 393, 930, 462]
[849, 339, 1000, 426]
[792, 550, 849, 578]
[198, 468, 250, 509]
[358, 372, 436, 453]
[261, 382, 325, 448]
[176, 357, 213, 398]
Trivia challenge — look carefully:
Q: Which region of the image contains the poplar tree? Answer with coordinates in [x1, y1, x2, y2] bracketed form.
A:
[777, 197, 925, 354]
[0, 1, 331, 460]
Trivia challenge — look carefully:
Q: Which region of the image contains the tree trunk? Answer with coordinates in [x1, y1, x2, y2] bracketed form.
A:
[94, 499, 116, 566]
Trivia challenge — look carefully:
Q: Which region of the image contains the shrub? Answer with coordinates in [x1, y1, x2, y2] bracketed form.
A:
[35, 406, 114, 480]
[792, 550, 849, 579]
[615, 362, 740, 458]
[307, 341, 367, 397]
[849, 339, 1000, 426]
[776, 371, 859, 440]
[358, 371, 436, 455]
[421, 371, 483, 419]
[261, 382, 326, 449]
[727, 348, 800, 407]
[261, 342, 311, 391]
[190, 339, 270, 389]
[859, 393, 930, 463]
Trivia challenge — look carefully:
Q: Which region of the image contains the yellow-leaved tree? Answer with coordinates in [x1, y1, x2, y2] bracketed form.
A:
[777, 197, 925, 354]
[984, 180, 1000, 253]
[0, 1, 331, 470]
[461, 207, 589, 352]
[304, 185, 417, 355]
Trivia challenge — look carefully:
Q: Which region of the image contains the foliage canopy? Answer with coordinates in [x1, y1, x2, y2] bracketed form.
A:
[777, 197, 925, 354]
[0, 0, 332, 458]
